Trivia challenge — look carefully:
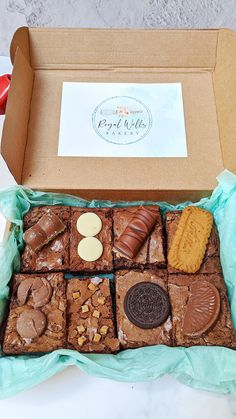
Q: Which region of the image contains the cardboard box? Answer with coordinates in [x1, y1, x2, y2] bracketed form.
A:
[1, 27, 236, 202]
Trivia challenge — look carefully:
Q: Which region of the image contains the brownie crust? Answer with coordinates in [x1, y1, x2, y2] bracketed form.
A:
[21, 206, 70, 273]
[116, 269, 172, 348]
[3, 273, 67, 354]
[67, 277, 119, 353]
[113, 206, 166, 270]
[168, 273, 236, 347]
[70, 208, 113, 273]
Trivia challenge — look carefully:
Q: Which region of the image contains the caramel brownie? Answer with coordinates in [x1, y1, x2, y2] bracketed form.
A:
[3, 273, 67, 354]
[70, 208, 113, 273]
[115, 270, 172, 349]
[21, 206, 70, 273]
[113, 206, 166, 270]
[168, 273, 236, 347]
[165, 211, 221, 274]
[67, 277, 119, 353]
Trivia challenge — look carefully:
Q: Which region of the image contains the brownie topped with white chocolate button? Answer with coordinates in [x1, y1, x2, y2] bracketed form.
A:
[67, 277, 119, 353]
[69, 208, 113, 273]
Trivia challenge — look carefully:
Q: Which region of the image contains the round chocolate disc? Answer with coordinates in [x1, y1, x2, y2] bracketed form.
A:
[183, 280, 220, 337]
[124, 282, 170, 329]
[17, 277, 52, 308]
[16, 309, 47, 339]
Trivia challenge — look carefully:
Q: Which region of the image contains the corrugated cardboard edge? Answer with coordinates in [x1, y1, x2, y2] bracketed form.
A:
[0, 46, 34, 183]
[213, 29, 236, 173]
[10, 26, 30, 64]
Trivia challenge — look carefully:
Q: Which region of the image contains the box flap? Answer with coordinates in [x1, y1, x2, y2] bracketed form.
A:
[10, 26, 30, 64]
[26, 28, 218, 70]
[0, 47, 34, 183]
[213, 29, 236, 173]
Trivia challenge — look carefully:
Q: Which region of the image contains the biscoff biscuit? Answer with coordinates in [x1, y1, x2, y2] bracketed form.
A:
[168, 206, 213, 273]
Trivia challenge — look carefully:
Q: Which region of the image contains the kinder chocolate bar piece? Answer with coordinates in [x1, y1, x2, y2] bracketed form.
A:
[23, 212, 65, 252]
[114, 206, 159, 259]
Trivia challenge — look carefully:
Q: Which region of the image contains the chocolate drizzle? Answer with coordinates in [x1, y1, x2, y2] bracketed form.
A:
[23, 212, 65, 252]
[114, 207, 158, 259]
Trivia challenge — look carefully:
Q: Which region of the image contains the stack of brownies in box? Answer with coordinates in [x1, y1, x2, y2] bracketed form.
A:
[2, 204, 236, 355]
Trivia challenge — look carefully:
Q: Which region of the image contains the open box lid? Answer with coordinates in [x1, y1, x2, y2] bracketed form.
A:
[1, 27, 236, 201]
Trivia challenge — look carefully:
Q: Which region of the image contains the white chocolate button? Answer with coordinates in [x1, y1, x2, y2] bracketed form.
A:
[77, 237, 103, 262]
[76, 213, 102, 237]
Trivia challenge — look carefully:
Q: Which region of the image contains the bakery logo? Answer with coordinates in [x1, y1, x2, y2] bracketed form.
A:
[92, 96, 152, 145]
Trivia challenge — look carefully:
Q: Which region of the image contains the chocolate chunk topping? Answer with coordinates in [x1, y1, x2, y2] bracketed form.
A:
[114, 207, 158, 259]
[23, 212, 65, 252]
[23, 225, 47, 253]
[183, 280, 220, 337]
[124, 282, 170, 329]
[16, 309, 47, 339]
[17, 277, 52, 308]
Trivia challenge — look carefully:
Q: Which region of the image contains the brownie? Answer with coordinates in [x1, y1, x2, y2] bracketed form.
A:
[113, 206, 166, 270]
[3, 273, 67, 354]
[165, 210, 221, 274]
[115, 270, 172, 348]
[67, 277, 119, 353]
[21, 206, 70, 273]
[168, 273, 236, 347]
[70, 208, 113, 273]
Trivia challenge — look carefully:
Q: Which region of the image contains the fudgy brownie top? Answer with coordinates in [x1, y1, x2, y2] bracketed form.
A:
[168, 273, 236, 347]
[113, 206, 166, 269]
[24, 206, 71, 230]
[3, 272, 67, 354]
[21, 206, 70, 273]
[67, 277, 119, 353]
[116, 269, 172, 348]
[70, 208, 113, 272]
[165, 210, 221, 274]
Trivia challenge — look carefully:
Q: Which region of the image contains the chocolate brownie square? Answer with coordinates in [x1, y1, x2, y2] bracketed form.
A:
[3, 273, 67, 354]
[113, 206, 165, 270]
[70, 208, 113, 273]
[116, 270, 172, 348]
[21, 206, 70, 273]
[67, 276, 119, 353]
[168, 273, 236, 347]
[165, 211, 221, 274]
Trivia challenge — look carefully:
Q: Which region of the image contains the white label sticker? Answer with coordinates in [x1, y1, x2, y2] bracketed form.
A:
[58, 82, 187, 158]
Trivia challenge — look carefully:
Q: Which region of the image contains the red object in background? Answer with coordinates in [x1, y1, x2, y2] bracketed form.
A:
[0, 74, 11, 115]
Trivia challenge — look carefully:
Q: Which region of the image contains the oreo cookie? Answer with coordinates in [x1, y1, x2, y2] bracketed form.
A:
[124, 282, 170, 329]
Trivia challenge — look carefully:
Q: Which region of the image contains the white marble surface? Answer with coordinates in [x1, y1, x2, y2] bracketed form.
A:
[2, 367, 236, 419]
[0, 2, 236, 416]
[0, 0, 236, 56]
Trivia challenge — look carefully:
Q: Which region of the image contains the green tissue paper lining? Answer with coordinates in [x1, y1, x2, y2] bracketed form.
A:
[0, 169, 236, 398]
